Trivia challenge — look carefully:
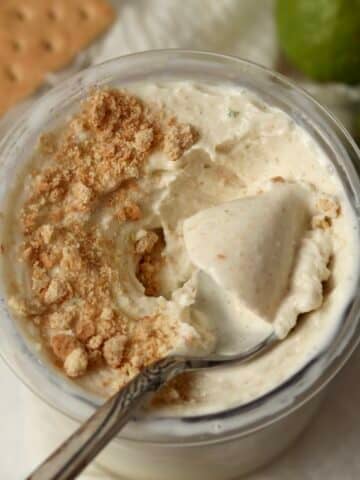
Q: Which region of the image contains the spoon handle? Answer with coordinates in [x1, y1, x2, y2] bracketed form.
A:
[27, 357, 188, 480]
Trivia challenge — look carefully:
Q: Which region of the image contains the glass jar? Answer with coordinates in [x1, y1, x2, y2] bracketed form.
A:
[0, 50, 360, 480]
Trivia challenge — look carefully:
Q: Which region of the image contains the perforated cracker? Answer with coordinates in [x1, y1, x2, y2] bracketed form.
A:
[0, 0, 115, 116]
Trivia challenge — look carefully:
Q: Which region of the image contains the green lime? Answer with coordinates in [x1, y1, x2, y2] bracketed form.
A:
[276, 0, 360, 84]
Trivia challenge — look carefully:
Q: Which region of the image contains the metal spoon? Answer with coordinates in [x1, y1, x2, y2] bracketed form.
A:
[27, 330, 277, 480]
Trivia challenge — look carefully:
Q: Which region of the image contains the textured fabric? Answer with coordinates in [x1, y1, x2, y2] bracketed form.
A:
[97, 0, 277, 67]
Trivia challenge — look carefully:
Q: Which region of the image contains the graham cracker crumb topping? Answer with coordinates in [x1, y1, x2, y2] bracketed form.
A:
[312, 196, 340, 230]
[11, 88, 199, 389]
[164, 118, 199, 161]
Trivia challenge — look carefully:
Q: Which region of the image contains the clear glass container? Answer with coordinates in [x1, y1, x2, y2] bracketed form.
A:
[0, 50, 360, 479]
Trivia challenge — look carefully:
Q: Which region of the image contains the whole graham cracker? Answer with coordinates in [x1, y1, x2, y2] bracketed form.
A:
[0, 0, 115, 116]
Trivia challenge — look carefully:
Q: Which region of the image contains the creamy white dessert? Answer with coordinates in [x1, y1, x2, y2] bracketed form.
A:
[183, 183, 332, 341]
[2, 83, 358, 415]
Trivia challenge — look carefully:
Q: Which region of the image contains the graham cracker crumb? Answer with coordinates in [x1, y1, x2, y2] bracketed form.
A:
[87, 335, 104, 350]
[117, 314, 178, 380]
[163, 119, 199, 161]
[312, 196, 340, 230]
[51, 334, 79, 361]
[64, 347, 88, 378]
[135, 128, 154, 151]
[124, 202, 142, 221]
[316, 197, 340, 218]
[75, 315, 96, 342]
[312, 215, 332, 230]
[103, 334, 127, 368]
[48, 310, 74, 330]
[271, 176, 285, 183]
[68, 182, 93, 212]
[10, 87, 199, 390]
[32, 316, 42, 326]
[88, 349, 103, 368]
[136, 230, 165, 297]
[31, 264, 50, 295]
[43, 278, 70, 305]
[135, 231, 159, 255]
[37, 224, 54, 244]
[152, 372, 196, 406]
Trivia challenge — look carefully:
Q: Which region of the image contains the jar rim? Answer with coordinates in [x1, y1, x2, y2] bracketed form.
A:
[0, 49, 360, 445]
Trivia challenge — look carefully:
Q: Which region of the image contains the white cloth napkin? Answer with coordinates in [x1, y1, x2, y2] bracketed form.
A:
[97, 0, 277, 67]
[1, 1, 359, 478]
